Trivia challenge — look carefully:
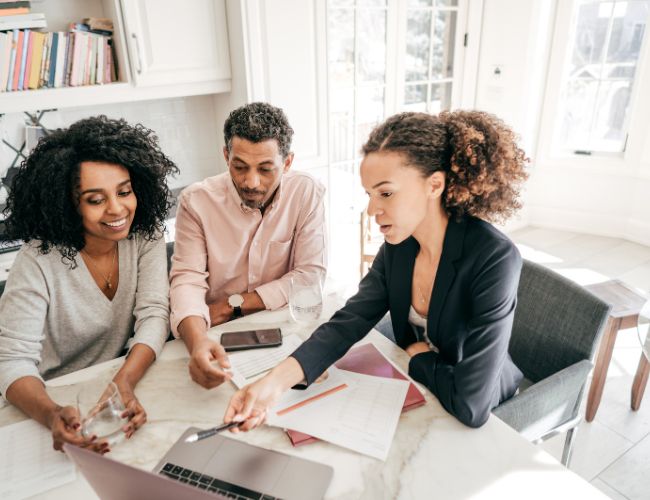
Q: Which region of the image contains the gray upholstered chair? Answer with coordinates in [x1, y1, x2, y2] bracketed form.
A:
[493, 260, 611, 467]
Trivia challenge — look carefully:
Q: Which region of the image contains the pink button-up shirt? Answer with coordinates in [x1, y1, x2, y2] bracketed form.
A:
[169, 171, 327, 336]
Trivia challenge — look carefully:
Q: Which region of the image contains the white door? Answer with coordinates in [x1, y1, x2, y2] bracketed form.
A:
[120, 0, 231, 87]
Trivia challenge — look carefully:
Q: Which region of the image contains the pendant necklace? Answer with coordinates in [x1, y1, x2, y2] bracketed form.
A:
[83, 245, 117, 291]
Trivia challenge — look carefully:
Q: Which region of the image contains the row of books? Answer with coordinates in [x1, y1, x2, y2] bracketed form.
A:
[0, 28, 118, 92]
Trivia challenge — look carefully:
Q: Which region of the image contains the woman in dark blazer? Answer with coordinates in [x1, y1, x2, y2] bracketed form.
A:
[224, 110, 529, 429]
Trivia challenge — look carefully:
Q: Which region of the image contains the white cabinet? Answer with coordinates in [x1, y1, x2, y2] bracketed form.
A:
[120, 0, 231, 87]
[0, 0, 232, 113]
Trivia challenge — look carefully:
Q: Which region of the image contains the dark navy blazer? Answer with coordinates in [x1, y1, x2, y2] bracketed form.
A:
[291, 215, 524, 427]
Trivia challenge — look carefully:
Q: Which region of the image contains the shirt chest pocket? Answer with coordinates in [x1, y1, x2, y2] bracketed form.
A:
[265, 239, 294, 277]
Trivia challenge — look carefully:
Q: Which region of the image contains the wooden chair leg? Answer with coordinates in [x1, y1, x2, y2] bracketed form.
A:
[631, 354, 650, 411]
[586, 317, 620, 422]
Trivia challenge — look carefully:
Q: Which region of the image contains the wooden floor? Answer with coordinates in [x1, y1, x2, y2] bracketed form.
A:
[510, 226, 650, 500]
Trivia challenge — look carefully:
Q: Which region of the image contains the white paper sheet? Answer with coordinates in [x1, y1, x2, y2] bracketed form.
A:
[0, 419, 76, 499]
[267, 370, 409, 461]
[228, 334, 303, 388]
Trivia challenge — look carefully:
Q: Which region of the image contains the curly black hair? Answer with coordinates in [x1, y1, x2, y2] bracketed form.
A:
[362, 110, 528, 223]
[3, 115, 179, 264]
[223, 102, 294, 158]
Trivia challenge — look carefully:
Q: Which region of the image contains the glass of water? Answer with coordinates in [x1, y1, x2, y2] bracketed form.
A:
[77, 381, 126, 446]
[289, 274, 323, 323]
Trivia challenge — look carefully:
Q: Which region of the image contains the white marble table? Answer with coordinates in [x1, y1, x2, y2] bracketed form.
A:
[0, 300, 607, 499]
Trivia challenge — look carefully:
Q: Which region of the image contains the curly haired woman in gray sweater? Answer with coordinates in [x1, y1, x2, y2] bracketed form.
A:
[0, 115, 178, 453]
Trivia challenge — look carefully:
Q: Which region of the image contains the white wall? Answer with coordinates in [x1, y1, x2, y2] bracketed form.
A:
[475, 0, 650, 246]
[0, 95, 221, 193]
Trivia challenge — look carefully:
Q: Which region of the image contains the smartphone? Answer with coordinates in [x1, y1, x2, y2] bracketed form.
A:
[220, 328, 283, 352]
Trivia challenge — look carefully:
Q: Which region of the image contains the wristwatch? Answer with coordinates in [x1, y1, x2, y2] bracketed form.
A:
[228, 294, 244, 318]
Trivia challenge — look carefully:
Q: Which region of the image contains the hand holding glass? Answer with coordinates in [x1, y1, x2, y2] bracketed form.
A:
[76, 382, 127, 446]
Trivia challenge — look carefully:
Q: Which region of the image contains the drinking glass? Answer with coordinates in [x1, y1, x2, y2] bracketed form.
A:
[289, 275, 323, 323]
[76, 381, 126, 446]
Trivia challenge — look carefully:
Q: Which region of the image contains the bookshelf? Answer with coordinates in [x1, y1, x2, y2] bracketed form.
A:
[0, 0, 231, 113]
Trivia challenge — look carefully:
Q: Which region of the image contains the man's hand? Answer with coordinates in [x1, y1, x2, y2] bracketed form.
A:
[188, 336, 232, 389]
[208, 298, 232, 327]
[405, 341, 432, 357]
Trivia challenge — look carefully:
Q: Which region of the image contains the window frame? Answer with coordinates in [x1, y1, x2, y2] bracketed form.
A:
[536, 0, 650, 171]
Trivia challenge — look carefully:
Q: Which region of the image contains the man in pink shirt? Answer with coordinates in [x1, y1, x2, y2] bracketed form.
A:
[170, 102, 327, 389]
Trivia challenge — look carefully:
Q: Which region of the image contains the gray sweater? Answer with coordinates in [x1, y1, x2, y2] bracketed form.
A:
[0, 235, 170, 396]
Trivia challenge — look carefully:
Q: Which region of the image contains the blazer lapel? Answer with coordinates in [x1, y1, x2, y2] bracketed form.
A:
[427, 217, 467, 348]
[390, 237, 419, 346]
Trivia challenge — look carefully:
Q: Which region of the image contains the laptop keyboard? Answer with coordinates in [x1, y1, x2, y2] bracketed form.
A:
[159, 462, 280, 500]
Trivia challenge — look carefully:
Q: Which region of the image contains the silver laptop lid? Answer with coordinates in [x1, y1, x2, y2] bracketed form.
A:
[155, 427, 333, 500]
[64, 443, 224, 500]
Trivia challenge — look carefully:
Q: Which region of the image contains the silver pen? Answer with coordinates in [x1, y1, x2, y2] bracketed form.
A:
[184, 422, 241, 443]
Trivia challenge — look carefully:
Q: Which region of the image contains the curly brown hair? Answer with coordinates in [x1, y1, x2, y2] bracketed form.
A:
[362, 110, 528, 223]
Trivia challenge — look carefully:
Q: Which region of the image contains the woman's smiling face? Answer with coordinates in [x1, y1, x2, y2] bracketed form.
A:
[76, 161, 137, 244]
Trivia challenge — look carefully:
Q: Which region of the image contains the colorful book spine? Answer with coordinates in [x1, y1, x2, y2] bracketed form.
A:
[27, 30, 44, 89]
[17, 27, 29, 89]
[0, 31, 11, 91]
[39, 31, 50, 87]
[21, 28, 31, 89]
[11, 28, 23, 90]
[5, 29, 17, 91]
[47, 31, 57, 87]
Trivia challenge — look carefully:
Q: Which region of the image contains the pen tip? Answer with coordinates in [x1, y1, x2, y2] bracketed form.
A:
[184, 435, 197, 443]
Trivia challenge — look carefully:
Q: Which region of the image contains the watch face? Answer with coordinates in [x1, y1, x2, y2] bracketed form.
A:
[228, 294, 244, 308]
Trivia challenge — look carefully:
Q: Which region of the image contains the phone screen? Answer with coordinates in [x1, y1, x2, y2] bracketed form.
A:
[221, 328, 282, 351]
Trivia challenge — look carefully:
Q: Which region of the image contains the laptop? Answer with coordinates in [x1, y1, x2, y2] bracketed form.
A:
[64, 427, 333, 500]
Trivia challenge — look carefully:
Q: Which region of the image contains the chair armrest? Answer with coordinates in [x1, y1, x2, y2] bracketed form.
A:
[492, 359, 593, 441]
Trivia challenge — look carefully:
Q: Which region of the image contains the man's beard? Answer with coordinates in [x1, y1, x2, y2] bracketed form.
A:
[239, 188, 266, 209]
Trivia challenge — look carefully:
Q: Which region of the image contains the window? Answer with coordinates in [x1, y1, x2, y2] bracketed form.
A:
[556, 0, 650, 154]
[403, 0, 459, 113]
[326, 0, 466, 224]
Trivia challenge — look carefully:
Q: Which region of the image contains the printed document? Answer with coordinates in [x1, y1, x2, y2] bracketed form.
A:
[267, 369, 409, 460]
[228, 334, 303, 388]
[0, 419, 76, 499]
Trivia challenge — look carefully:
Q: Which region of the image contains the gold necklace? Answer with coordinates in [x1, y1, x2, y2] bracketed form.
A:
[83, 245, 117, 290]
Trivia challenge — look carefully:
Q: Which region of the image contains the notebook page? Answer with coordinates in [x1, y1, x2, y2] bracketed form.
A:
[228, 334, 303, 388]
[0, 419, 76, 499]
[267, 370, 409, 461]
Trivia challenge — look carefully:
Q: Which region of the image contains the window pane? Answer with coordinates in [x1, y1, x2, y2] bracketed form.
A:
[591, 80, 632, 151]
[431, 10, 457, 79]
[330, 88, 355, 162]
[436, 0, 458, 6]
[570, 2, 612, 78]
[328, 9, 355, 87]
[560, 79, 598, 150]
[403, 84, 428, 111]
[330, 0, 354, 6]
[605, 1, 649, 79]
[358, 0, 387, 6]
[429, 82, 452, 113]
[405, 10, 432, 81]
[358, 8, 387, 82]
[356, 86, 385, 151]
[409, 0, 432, 6]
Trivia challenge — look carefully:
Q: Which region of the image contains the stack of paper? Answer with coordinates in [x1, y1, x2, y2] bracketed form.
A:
[267, 366, 409, 461]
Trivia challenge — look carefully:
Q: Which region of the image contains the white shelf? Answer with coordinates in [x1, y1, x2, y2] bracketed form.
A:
[0, 78, 231, 113]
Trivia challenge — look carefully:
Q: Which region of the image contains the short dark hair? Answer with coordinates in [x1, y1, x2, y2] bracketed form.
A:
[4, 115, 179, 265]
[223, 102, 294, 158]
[362, 110, 528, 223]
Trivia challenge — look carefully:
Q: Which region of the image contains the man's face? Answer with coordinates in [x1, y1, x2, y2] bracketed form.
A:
[224, 137, 293, 209]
